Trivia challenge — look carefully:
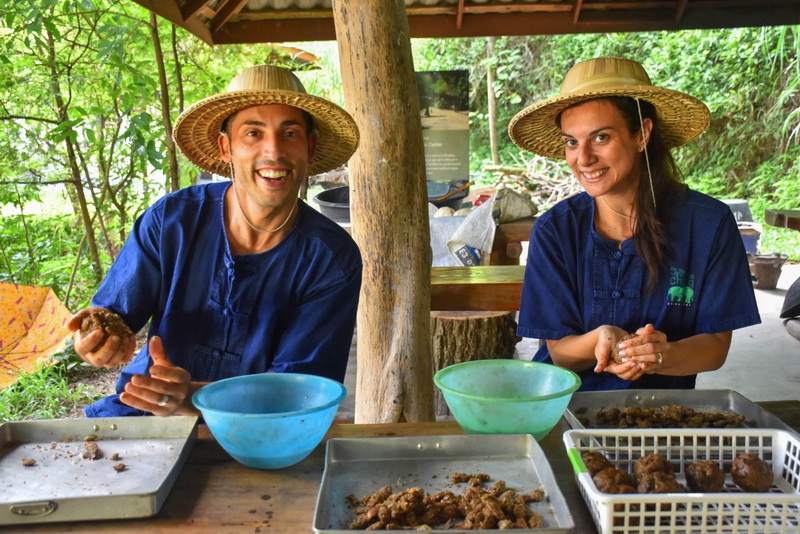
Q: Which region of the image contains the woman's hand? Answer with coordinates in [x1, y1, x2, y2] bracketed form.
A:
[120, 336, 198, 416]
[68, 307, 137, 368]
[613, 323, 669, 375]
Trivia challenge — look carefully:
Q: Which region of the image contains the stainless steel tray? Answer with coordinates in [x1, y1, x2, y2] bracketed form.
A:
[0, 416, 198, 525]
[565, 389, 796, 434]
[313, 434, 574, 533]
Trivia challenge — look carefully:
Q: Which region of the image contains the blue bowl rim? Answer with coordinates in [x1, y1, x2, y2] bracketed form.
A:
[433, 359, 581, 403]
[192, 372, 347, 418]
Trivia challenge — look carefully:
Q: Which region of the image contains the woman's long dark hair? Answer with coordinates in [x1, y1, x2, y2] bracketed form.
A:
[606, 96, 687, 293]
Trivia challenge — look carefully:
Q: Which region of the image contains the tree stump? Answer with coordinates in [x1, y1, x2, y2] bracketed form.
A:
[430, 311, 521, 416]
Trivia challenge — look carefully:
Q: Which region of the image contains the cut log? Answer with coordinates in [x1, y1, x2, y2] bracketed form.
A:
[430, 311, 521, 416]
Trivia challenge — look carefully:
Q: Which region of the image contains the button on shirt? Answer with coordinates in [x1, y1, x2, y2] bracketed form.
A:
[86, 182, 362, 417]
[517, 190, 760, 391]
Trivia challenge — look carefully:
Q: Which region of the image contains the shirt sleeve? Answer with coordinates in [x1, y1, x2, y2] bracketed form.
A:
[517, 214, 584, 341]
[693, 210, 761, 333]
[91, 203, 164, 333]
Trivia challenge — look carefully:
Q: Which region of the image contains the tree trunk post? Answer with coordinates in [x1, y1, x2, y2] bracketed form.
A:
[332, 0, 435, 423]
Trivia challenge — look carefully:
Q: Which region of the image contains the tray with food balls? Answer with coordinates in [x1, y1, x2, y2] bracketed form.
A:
[563, 428, 800, 534]
[565, 389, 798, 435]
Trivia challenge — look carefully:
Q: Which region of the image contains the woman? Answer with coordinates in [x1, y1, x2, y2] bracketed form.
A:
[507, 57, 759, 391]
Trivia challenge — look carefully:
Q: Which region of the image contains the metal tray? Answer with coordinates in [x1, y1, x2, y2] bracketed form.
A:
[0, 416, 198, 525]
[313, 434, 574, 533]
[564, 389, 796, 434]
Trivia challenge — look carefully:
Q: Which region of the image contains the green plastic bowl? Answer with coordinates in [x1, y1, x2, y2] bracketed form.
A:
[434, 359, 581, 440]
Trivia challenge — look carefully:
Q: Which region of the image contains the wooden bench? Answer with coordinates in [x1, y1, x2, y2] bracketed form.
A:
[430, 265, 524, 311]
[765, 209, 800, 233]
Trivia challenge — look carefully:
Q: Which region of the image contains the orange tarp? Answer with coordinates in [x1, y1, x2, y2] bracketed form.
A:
[0, 282, 73, 389]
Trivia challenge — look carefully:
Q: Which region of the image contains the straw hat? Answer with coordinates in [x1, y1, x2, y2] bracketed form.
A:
[508, 57, 710, 159]
[173, 65, 359, 177]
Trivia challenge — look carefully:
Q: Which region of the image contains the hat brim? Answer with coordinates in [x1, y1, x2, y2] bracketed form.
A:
[508, 85, 710, 159]
[173, 90, 359, 177]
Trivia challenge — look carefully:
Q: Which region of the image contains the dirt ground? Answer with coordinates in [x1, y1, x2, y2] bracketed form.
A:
[65, 331, 147, 418]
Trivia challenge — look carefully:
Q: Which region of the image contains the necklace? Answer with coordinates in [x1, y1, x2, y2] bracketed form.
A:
[233, 182, 297, 234]
[601, 195, 633, 219]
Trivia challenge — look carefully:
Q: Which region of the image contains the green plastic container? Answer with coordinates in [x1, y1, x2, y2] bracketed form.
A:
[434, 359, 581, 440]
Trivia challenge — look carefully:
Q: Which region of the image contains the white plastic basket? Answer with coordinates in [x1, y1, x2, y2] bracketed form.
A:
[563, 428, 800, 534]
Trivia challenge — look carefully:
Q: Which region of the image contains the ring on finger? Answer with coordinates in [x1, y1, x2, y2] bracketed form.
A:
[157, 394, 169, 407]
[657, 352, 663, 365]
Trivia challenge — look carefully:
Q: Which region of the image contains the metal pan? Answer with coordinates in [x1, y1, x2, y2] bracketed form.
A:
[313, 433, 574, 533]
[564, 389, 796, 435]
[0, 416, 197, 525]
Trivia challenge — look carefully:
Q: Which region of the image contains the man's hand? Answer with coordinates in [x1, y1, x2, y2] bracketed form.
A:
[68, 307, 136, 368]
[120, 336, 195, 416]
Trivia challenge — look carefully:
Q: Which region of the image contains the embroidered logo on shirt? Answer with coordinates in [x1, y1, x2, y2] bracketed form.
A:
[667, 267, 695, 306]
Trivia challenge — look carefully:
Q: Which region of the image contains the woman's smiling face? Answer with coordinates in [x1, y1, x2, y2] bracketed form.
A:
[559, 98, 651, 198]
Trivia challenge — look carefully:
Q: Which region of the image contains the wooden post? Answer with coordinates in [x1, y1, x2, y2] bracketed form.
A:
[332, 0, 436, 423]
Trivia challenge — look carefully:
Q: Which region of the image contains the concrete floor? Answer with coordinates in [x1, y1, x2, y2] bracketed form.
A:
[336, 263, 800, 421]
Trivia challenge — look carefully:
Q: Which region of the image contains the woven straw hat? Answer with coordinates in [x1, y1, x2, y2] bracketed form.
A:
[508, 57, 710, 159]
[173, 65, 359, 177]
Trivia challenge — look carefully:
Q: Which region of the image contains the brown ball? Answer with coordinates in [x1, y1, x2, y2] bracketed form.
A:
[686, 460, 725, 492]
[633, 453, 675, 483]
[637, 471, 684, 494]
[593, 467, 636, 494]
[611, 333, 638, 363]
[731, 453, 773, 492]
[582, 451, 613, 477]
[80, 309, 134, 352]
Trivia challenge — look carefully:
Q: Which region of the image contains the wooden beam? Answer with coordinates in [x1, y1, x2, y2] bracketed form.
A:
[333, 0, 435, 424]
[675, 0, 690, 21]
[177, 0, 210, 22]
[210, 0, 248, 35]
[573, 0, 584, 24]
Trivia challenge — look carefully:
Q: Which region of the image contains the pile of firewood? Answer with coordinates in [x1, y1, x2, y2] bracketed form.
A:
[483, 153, 580, 210]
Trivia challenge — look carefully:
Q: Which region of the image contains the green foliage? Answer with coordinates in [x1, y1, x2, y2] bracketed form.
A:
[0, 359, 103, 421]
[412, 28, 800, 259]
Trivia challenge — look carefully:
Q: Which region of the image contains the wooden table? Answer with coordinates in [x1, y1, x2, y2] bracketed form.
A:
[765, 209, 800, 232]
[430, 264, 524, 311]
[12, 401, 800, 533]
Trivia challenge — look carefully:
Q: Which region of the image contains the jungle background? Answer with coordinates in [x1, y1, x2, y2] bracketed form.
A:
[1, 1, 799, 418]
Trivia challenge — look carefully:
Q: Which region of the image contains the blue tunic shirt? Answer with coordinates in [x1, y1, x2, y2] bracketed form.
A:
[86, 182, 362, 417]
[517, 190, 760, 391]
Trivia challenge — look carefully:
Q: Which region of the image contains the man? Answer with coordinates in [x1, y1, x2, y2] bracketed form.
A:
[68, 65, 362, 417]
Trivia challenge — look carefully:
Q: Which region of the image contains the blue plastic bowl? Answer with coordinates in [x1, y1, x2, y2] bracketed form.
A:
[192, 373, 346, 469]
[434, 360, 580, 440]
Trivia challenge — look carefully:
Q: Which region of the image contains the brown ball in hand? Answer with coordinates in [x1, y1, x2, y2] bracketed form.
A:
[611, 333, 638, 363]
[731, 453, 773, 492]
[80, 309, 134, 352]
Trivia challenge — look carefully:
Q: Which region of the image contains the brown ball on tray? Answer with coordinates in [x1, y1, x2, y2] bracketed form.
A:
[593, 467, 636, 494]
[610, 333, 638, 363]
[731, 453, 774, 492]
[582, 451, 613, 477]
[633, 453, 675, 482]
[79, 309, 134, 352]
[686, 460, 725, 492]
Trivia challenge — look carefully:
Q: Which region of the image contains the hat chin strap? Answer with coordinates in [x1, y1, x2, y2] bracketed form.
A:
[635, 98, 656, 211]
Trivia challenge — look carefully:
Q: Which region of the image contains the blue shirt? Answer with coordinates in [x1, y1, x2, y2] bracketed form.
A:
[86, 182, 362, 417]
[517, 190, 760, 391]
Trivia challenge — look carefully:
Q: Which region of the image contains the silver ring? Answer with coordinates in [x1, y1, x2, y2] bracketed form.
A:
[157, 394, 169, 407]
[657, 352, 663, 365]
